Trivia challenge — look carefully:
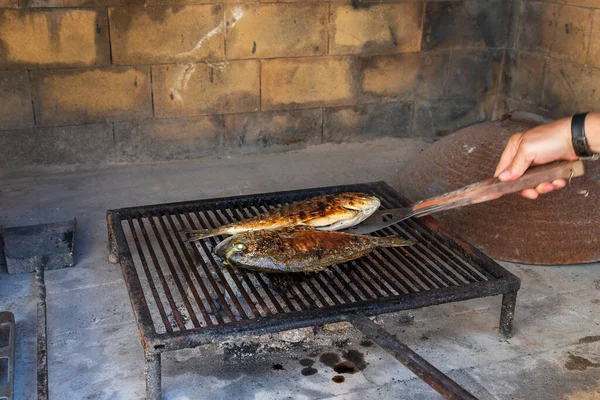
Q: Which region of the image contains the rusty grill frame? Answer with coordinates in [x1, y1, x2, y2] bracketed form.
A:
[107, 182, 520, 400]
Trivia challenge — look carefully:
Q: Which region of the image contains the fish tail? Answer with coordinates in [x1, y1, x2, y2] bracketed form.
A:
[181, 228, 220, 242]
[376, 235, 416, 248]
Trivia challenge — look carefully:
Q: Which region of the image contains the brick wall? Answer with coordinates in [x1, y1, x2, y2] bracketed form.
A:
[0, 0, 511, 169]
[501, 0, 600, 118]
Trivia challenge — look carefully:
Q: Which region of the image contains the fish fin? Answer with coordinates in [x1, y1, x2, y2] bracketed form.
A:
[377, 235, 416, 248]
[181, 228, 219, 241]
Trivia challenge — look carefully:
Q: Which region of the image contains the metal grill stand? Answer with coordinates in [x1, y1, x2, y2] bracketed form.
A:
[107, 182, 520, 400]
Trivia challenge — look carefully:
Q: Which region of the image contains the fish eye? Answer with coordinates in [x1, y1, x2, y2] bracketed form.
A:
[235, 243, 246, 251]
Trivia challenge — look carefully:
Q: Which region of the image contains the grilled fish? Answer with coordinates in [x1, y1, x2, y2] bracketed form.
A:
[214, 226, 415, 273]
[183, 192, 380, 241]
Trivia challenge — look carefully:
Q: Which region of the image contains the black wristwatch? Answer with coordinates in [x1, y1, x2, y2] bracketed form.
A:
[571, 113, 599, 160]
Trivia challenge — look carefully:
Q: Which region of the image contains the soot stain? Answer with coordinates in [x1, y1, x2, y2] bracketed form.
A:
[398, 314, 414, 325]
[350, 0, 376, 9]
[578, 336, 600, 344]
[388, 25, 398, 46]
[272, 363, 284, 370]
[333, 339, 349, 349]
[319, 353, 340, 367]
[564, 354, 600, 371]
[62, 231, 74, 245]
[343, 350, 367, 370]
[333, 361, 360, 374]
[359, 340, 373, 347]
[299, 358, 314, 367]
[301, 367, 318, 376]
[332, 375, 345, 383]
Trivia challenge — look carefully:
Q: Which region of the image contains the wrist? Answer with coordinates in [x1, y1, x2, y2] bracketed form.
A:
[557, 117, 576, 157]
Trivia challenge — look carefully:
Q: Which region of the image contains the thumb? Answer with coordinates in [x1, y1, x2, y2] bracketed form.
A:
[499, 145, 535, 181]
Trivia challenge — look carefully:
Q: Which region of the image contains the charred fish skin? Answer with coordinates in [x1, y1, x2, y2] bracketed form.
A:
[183, 192, 380, 241]
[214, 226, 415, 273]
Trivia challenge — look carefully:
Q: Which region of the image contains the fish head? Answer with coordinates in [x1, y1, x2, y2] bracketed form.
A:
[214, 235, 251, 266]
[314, 193, 381, 231]
[214, 231, 288, 272]
[338, 193, 381, 215]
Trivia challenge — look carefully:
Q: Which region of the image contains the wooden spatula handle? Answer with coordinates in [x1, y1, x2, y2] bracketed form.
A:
[412, 160, 585, 214]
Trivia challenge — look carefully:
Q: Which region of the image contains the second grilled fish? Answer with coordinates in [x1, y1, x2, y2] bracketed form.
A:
[183, 192, 380, 241]
[214, 226, 415, 273]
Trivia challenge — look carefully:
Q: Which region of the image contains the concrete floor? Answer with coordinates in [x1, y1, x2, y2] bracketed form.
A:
[1, 137, 600, 400]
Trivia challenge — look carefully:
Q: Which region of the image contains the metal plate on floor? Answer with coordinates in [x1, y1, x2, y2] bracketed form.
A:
[3, 220, 76, 275]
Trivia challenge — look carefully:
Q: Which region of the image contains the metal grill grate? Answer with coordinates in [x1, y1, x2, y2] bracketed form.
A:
[108, 182, 520, 352]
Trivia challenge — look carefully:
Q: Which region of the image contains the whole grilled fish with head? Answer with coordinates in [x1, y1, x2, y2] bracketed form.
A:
[214, 226, 415, 273]
[183, 192, 380, 241]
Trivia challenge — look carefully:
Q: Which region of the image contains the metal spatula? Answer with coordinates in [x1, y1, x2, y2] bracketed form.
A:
[342, 160, 585, 235]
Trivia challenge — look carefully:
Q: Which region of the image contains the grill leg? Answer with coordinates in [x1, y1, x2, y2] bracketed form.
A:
[108, 231, 119, 264]
[499, 291, 518, 339]
[145, 353, 161, 400]
[350, 314, 477, 400]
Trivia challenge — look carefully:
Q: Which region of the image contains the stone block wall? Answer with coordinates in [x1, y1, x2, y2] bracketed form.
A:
[501, 0, 600, 118]
[0, 0, 512, 169]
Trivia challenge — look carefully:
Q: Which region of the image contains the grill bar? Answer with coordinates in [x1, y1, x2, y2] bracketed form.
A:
[370, 245, 432, 291]
[203, 206, 261, 317]
[352, 259, 395, 297]
[126, 218, 173, 333]
[137, 217, 187, 331]
[362, 256, 411, 295]
[209, 207, 273, 317]
[377, 185, 494, 280]
[314, 273, 345, 305]
[235, 206, 297, 313]
[182, 211, 236, 323]
[390, 221, 477, 285]
[149, 216, 200, 329]
[376, 192, 487, 285]
[382, 226, 456, 288]
[193, 210, 252, 320]
[174, 213, 224, 325]
[163, 212, 213, 326]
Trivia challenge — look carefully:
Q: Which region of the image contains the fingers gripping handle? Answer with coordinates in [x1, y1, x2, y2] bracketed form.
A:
[411, 160, 585, 216]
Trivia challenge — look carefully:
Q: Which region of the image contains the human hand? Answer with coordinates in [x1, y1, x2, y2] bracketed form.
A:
[494, 117, 579, 199]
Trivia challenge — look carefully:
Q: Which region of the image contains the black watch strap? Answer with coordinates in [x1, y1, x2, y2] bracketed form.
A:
[571, 113, 595, 158]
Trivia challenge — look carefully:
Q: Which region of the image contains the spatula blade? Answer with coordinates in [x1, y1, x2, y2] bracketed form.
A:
[341, 207, 412, 235]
